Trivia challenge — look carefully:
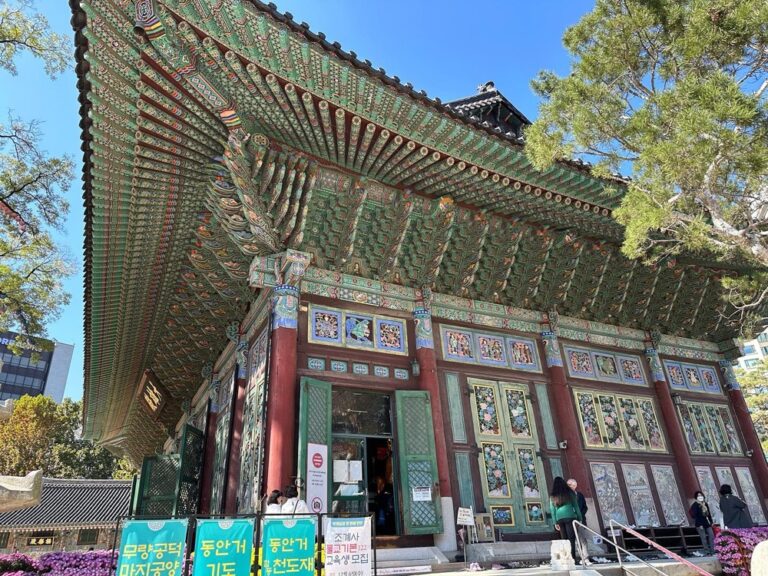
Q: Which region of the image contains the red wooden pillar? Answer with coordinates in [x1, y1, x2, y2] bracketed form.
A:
[199, 391, 219, 514]
[645, 345, 699, 497]
[225, 346, 249, 513]
[720, 360, 768, 497]
[540, 329, 592, 497]
[413, 308, 452, 496]
[263, 284, 300, 494]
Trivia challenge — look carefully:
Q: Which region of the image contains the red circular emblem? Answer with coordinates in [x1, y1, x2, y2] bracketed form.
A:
[312, 453, 323, 468]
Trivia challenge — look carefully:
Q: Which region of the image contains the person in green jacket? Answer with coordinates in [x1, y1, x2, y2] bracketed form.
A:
[550, 476, 584, 561]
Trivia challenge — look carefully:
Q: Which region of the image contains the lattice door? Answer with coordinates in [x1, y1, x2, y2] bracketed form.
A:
[176, 424, 204, 515]
[137, 454, 180, 516]
[395, 390, 443, 534]
[298, 377, 332, 502]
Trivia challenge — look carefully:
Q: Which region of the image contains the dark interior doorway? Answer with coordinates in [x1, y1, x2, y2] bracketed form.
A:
[367, 437, 396, 535]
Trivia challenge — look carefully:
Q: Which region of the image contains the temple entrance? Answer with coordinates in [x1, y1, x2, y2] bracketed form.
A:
[329, 390, 399, 535]
[298, 377, 443, 537]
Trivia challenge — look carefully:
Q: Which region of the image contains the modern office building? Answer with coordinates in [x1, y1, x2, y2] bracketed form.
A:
[0, 332, 74, 403]
[736, 328, 768, 371]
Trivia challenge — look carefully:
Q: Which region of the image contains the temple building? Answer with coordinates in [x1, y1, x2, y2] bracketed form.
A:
[73, 0, 768, 551]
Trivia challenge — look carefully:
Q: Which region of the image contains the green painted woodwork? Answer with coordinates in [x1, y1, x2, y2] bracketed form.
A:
[298, 377, 333, 506]
[444, 372, 467, 444]
[454, 452, 476, 510]
[395, 390, 443, 535]
[535, 383, 559, 450]
[549, 457, 564, 483]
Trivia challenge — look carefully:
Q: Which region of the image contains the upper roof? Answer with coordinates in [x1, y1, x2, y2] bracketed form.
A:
[446, 81, 531, 138]
[0, 478, 131, 530]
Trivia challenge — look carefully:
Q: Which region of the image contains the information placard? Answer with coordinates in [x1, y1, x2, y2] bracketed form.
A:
[325, 517, 372, 576]
[306, 443, 328, 513]
[192, 519, 254, 576]
[116, 519, 188, 576]
[261, 517, 317, 576]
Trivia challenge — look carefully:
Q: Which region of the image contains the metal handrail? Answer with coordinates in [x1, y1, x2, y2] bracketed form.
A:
[572, 520, 668, 576]
[608, 520, 714, 576]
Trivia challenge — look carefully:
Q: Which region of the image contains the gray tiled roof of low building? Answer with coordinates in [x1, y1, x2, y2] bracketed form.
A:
[0, 478, 131, 531]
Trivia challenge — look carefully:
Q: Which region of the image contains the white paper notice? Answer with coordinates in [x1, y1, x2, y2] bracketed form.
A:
[412, 486, 432, 502]
[349, 460, 363, 482]
[333, 460, 349, 483]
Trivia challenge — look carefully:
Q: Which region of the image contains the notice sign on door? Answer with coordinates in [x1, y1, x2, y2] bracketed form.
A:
[412, 486, 432, 502]
[307, 443, 328, 513]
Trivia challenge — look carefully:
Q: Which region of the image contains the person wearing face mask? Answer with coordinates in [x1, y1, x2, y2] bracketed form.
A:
[689, 491, 715, 555]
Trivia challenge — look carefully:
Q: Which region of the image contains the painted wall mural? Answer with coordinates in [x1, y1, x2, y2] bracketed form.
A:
[564, 346, 646, 386]
[621, 464, 660, 527]
[591, 462, 629, 525]
[308, 304, 407, 355]
[481, 442, 511, 498]
[678, 401, 741, 456]
[663, 360, 722, 394]
[473, 384, 501, 436]
[237, 329, 268, 513]
[439, 325, 541, 372]
[715, 467, 739, 497]
[695, 466, 722, 523]
[575, 390, 666, 452]
[504, 389, 532, 438]
[734, 467, 767, 524]
[650, 465, 688, 526]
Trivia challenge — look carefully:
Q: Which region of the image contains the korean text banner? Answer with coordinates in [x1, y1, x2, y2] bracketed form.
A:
[261, 517, 316, 576]
[325, 517, 372, 576]
[192, 519, 254, 576]
[116, 519, 188, 576]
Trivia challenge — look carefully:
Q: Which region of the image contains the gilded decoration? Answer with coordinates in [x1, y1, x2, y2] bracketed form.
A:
[650, 465, 688, 526]
[663, 360, 722, 394]
[491, 505, 515, 527]
[516, 447, 541, 499]
[526, 503, 545, 523]
[504, 389, 532, 438]
[576, 392, 604, 448]
[590, 462, 629, 525]
[472, 384, 501, 436]
[481, 442, 511, 498]
[564, 345, 647, 386]
[575, 390, 666, 453]
[735, 467, 767, 524]
[621, 464, 659, 527]
[439, 324, 541, 372]
[469, 378, 545, 528]
[307, 305, 408, 356]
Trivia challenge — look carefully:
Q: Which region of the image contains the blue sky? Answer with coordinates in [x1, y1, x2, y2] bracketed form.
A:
[0, 0, 593, 400]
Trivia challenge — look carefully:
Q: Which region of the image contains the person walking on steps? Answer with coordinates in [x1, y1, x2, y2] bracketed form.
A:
[550, 476, 583, 563]
[689, 491, 715, 555]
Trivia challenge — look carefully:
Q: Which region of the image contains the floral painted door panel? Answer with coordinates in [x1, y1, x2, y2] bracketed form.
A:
[574, 390, 666, 452]
[468, 378, 546, 532]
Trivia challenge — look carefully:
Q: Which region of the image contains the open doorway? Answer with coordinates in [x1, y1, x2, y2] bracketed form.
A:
[367, 437, 396, 535]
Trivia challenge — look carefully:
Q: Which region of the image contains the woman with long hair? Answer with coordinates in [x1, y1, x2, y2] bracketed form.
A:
[549, 476, 583, 561]
[264, 489, 284, 514]
[689, 491, 715, 555]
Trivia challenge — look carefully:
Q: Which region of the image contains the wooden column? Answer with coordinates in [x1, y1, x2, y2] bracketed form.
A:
[720, 360, 768, 496]
[540, 329, 592, 497]
[413, 308, 452, 496]
[645, 345, 699, 496]
[263, 284, 301, 494]
[198, 382, 219, 514]
[225, 341, 249, 513]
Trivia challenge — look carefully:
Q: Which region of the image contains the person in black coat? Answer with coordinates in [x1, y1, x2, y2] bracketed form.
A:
[719, 484, 753, 529]
[689, 491, 715, 554]
[567, 478, 589, 520]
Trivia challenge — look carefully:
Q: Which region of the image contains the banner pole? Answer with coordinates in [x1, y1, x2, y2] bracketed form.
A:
[371, 512, 377, 576]
[109, 517, 121, 576]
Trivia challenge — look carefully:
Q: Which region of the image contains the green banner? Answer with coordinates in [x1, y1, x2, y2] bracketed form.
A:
[116, 519, 188, 576]
[192, 519, 254, 576]
[261, 517, 316, 576]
